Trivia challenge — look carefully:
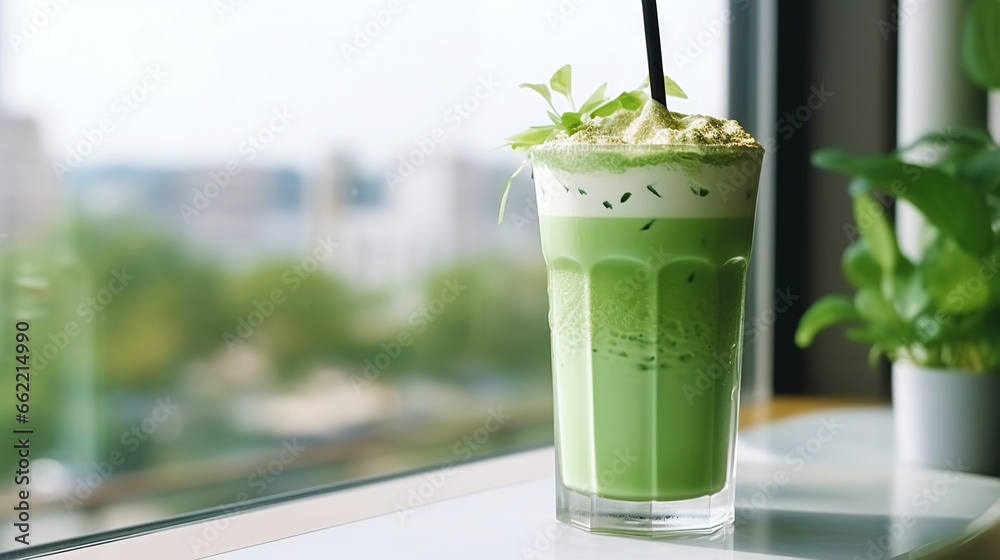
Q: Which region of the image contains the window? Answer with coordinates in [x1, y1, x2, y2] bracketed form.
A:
[0, 0, 751, 552]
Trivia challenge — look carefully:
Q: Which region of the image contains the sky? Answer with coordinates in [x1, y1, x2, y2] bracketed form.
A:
[1, 0, 730, 171]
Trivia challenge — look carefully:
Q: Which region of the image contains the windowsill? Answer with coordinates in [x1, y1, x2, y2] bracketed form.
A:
[37, 399, 1000, 560]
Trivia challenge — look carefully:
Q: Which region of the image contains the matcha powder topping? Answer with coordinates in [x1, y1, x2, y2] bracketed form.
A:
[550, 100, 761, 149]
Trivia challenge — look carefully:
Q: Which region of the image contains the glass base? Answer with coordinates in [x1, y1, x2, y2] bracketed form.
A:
[556, 481, 735, 537]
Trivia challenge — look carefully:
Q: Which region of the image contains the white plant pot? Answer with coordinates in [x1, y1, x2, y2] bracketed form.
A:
[892, 362, 1000, 476]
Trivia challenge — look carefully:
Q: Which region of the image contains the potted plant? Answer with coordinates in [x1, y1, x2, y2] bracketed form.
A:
[795, 0, 1000, 476]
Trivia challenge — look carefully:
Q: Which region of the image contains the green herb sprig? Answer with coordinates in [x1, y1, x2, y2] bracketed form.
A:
[505, 65, 688, 152]
[499, 65, 687, 223]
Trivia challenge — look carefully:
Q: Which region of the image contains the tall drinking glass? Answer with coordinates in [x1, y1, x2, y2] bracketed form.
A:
[532, 143, 764, 535]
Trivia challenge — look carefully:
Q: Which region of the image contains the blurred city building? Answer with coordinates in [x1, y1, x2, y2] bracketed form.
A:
[0, 116, 59, 242]
[311, 154, 537, 289]
[67, 166, 305, 262]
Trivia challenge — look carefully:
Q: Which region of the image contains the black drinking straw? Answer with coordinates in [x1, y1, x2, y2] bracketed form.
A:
[641, 0, 667, 110]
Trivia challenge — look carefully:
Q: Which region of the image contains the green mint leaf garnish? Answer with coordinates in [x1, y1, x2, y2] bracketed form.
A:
[504, 66, 685, 154]
[560, 111, 583, 130]
[550, 65, 575, 110]
[590, 97, 624, 119]
[498, 157, 529, 224]
[663, 75, 688, 99]
[638, 76, 687, 100]
[579, 82, 607, 114]
[519, 83, 557, 113]
[616, 90, 648, 111]
[505, 125, 558, 151]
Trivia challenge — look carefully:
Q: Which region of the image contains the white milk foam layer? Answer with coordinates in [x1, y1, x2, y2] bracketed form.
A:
[533, 159, 761, 219]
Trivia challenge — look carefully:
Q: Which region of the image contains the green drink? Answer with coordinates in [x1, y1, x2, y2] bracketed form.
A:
[531, 102, 764, 535]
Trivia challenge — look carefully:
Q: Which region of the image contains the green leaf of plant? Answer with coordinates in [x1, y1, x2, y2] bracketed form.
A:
[842, 240, 882, 290]
[505, 125, 557, 151]
[636, 75, 687, 99]
[617, 90, 648, 111]
[560, 111, 583, 132]
[898, 126, 994, 153]
[845, 326, 889, 344]
[987, 248, 1000, 305]
[962, 0, 1000, 89]
[851, 187, 898, 272]
[845, 327, 904, 365]
[867, 344, 886, 368]
[590, 99, 623, 119]
[921, 238, 991, 312]
[519, 83, 557, 113]
[580, 83, 608, 114]
[957, 149, 1000, 194]
[885, 260, 930, 322]
[550, 65, 574, 109]
[899, 127, 996, 175]
[663, 75, 688, 99]
[855, 287, 898, 325]
[547, 111, 562, 126]
[795, 295, 862, 348]
[813, 149, 993, 257]
[498, 158, 529, 225]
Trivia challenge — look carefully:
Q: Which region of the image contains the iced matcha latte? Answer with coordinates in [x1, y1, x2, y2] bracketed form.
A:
[528, 100, 763, 535]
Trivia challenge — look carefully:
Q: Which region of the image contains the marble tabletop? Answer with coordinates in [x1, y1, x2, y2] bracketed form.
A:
[209, 408, 1000, 559]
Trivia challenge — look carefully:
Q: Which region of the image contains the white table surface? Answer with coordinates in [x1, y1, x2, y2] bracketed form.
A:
[205, 408, 1000, 560]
